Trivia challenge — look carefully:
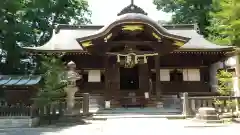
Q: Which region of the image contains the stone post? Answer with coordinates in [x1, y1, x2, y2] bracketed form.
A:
[82, 93, 90, 115]
[64, 61, 81, 115]
[234, 55, 240, 113]
[182, 92, 190, 117]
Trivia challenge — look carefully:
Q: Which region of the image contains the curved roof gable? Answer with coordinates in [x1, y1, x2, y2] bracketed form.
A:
[76, 13, 190, 44]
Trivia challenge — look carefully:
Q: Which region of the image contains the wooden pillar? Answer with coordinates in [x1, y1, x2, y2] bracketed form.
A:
[155, 55, 161, 99]
[112, 62, 120, 100]
[139, 63, 149, 94]
[105, 57, 120, 101]
[104, 55, 110, 101]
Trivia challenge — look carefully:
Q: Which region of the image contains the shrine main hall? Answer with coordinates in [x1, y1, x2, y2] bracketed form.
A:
[24, 3, 235, 107]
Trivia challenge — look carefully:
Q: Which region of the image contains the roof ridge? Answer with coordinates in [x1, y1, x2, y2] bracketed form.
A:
[54, 23, 197, 34]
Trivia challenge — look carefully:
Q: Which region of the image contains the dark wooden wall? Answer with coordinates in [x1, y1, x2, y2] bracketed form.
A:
[1, 87, 38, 105]
[63, 52, 223, 96]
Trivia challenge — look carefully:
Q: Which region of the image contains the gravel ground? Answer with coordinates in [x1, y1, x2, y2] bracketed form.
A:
[0, 116, 239, 135]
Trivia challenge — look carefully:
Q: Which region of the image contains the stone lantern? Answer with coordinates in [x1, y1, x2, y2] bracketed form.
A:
[65, 61, 82, 114]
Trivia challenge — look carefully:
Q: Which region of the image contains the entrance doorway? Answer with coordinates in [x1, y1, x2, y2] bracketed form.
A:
[120, 66, 139, 90]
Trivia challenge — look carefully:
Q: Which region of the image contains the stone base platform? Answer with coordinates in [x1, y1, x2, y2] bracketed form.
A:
[96, 107, 181, 115]
[54, 115, 88, 127]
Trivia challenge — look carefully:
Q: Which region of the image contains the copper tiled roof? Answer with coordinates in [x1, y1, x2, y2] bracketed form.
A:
[0, 75, 41, 86]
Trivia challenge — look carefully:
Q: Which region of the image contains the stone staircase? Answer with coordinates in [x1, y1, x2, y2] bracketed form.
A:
[87, 94, 182, 114]
[146, 97, 159, 107]
[89, 95, 181, 107]
[89, 95, 104, 108]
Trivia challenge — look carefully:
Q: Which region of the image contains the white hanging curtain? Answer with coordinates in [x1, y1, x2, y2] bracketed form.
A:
[183, 69, 188, 81]
[183, 69, 200, 81]
[188, 69, 200, 81]
[160, 69, 170, 81]
[88, 70, 101, 82]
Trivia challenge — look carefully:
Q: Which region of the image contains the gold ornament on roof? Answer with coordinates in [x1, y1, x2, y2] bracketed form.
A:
[152, 32, 161, 41]
[82, 41, 93, 47]
[174, 41, 184, 47]
[122, 25, 144, 31]
[104, 33, 112, 42]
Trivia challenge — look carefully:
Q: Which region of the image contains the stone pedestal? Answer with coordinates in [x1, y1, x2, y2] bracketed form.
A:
[64, 86, 78, 115]
[196, 107, 219, 120]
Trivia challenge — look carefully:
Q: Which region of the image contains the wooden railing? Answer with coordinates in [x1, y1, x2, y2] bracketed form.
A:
[182, 92, 240, 116]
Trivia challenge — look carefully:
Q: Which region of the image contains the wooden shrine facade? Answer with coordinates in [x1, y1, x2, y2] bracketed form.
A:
[24, 3, 236, 107]
[64, 51, 229, 98]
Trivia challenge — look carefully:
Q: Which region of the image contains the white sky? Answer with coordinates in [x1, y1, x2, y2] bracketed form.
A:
[88, 0, 172, 25]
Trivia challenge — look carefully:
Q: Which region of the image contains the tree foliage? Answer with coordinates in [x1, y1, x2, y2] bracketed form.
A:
[34, 56, 67, 107]
[0, 0, 28, 74]
[208, 0, 240, 46]
[0, 0, 91, 74]
[153, 0, 213, 36]
[216, 70, 233, 96]
[215, 70, 237, 107]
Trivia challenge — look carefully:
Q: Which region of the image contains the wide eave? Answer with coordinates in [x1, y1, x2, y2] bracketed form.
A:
[23, 9, 235, 54]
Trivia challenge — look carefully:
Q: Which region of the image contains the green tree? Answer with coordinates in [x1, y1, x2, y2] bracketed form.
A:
[0, 0, 29, 74]
[153, 0, 213, 36]
[34, 56, 67, 107]
[22, 0, 91, 46]
[0, 0, 91, 74]
[215, 70, 236, 109]
[216, 70, 233, 96]
[208, 0, 240, 46]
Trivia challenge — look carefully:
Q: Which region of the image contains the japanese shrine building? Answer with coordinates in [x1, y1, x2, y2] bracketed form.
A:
[24, 3, 236, 107]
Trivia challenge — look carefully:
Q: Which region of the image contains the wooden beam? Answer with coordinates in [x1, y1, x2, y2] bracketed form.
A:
[105, 41, 161, 46]
[106, 51, 158, 55]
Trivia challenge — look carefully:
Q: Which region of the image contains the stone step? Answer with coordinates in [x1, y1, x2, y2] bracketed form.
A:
[0, 117, 31, 128]
[96, 108, 182, 115]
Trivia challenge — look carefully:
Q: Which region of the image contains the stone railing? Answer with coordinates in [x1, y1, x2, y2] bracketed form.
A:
[0, 93, 90, 117]
[0, 103, 31, 117]
[182, 92, 240, 117]
[31, 93, 90, 118]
